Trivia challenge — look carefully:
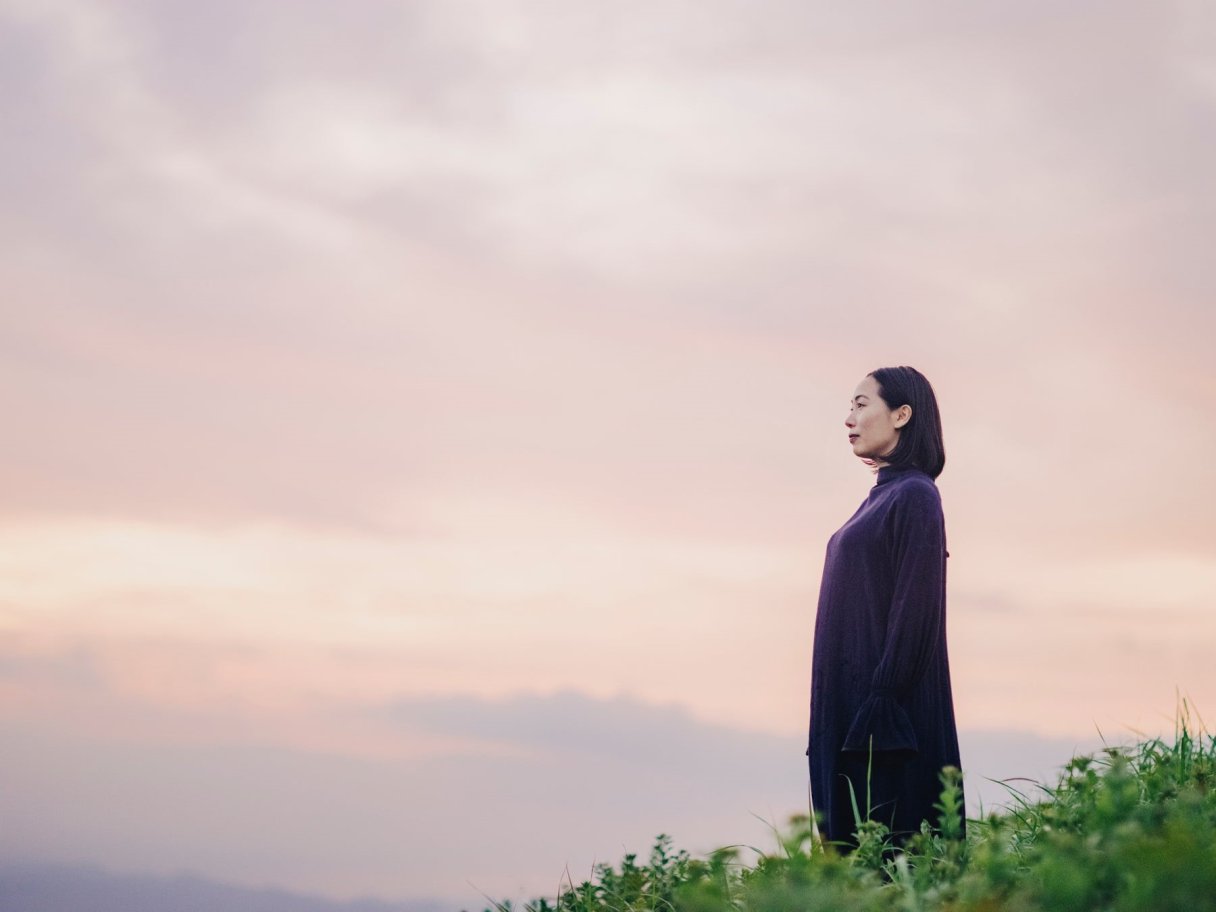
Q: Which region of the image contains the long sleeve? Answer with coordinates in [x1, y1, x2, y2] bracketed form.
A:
[841, 480, 946, 755]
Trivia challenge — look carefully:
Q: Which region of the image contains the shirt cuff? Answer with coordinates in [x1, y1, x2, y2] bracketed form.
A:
[841, 691, 919, 755]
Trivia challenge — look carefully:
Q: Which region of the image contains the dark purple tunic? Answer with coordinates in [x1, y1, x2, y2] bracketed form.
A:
[806, 463, 963, 845]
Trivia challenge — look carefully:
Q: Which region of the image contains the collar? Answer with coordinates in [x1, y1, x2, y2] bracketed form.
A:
[875, 463, 924, 486]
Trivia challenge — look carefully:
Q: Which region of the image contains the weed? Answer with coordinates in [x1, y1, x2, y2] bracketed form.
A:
[477, 705, 1216, 912]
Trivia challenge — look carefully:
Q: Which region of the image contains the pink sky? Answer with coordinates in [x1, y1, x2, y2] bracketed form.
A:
[2, 1, 1215, 907]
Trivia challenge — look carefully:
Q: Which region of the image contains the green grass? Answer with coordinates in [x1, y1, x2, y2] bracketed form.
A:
[477, 702, 1216, 912]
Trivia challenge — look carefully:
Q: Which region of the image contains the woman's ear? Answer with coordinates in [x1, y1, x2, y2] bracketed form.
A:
[893, 404, 912, 429]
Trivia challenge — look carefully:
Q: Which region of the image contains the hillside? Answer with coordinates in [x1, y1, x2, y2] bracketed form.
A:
[0, 863, 454, 912]
[483, 710, 1215, 912]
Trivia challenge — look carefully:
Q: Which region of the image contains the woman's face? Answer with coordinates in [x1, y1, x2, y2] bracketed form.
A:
[845, 374, 909, 465]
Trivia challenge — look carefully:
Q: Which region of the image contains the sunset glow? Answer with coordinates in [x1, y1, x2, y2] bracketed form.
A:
[3, 1, 1215, 907]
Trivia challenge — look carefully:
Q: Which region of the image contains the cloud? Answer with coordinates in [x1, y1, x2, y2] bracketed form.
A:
[0, 642, 102, 689]
[4, 0, 1215, 546]
[2, 1, 1214, 902]
[3, 509, 1212, 747]
[384, 689, 781, 768]
[0, 690, 807, 904]
[0, 686, 1108, 904]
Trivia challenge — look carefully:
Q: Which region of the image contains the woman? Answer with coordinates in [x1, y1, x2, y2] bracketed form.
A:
[806, 365, 964, 848]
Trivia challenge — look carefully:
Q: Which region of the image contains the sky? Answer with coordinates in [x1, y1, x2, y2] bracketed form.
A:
[2, 0, 1215, 908]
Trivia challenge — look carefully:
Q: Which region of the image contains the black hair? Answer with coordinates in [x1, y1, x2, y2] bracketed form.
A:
[867, 366, 946, 479]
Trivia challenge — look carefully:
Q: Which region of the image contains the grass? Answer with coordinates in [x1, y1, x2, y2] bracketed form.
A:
[476, 702, 1216, 912]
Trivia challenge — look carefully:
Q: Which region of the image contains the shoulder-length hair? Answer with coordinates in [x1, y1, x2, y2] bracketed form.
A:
[868, 366, 946, 479]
